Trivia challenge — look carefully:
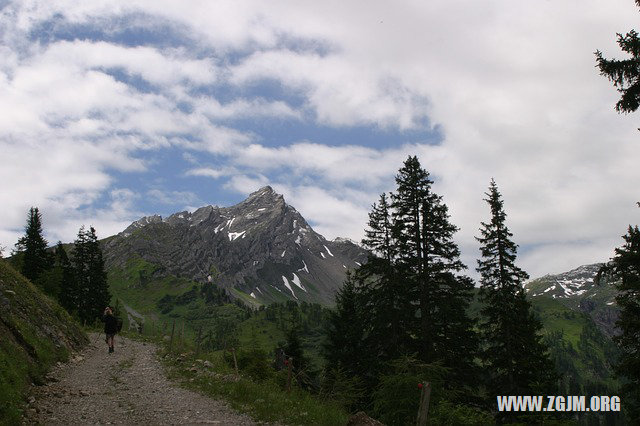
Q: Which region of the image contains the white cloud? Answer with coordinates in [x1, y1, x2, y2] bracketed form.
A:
[186, 167, 234, 179]
[1, 0, 639, 280]
[195, 97, 301, 121]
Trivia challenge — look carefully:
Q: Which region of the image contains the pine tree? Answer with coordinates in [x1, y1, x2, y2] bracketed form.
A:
[285, 322, 307, 374]
[324, 272, 370, 380]
[360, 193, 410, 360]
[391, 156, 477, 386]
[55, 242, 77, 314]
[595, 1, 640, 114]
[73, 226, 110, 324]
[362, 193, 395, 263]
[19, 207, 51, 283]
[476, 180, 555, 399]
[605, 225, 640, 422]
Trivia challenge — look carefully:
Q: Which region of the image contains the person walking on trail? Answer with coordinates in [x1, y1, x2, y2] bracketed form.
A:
[102, 307, 118, 354]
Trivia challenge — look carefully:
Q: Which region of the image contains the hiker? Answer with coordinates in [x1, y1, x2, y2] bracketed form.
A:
[102, 307, 118, 354]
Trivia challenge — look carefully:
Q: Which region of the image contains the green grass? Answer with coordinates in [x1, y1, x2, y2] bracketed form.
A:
[0, 261, 87, 425]
[108, 256, 198, 312]
[532, 297, 586, 346]
[163, 350, 348, 425]
[231, 288, 263, 308]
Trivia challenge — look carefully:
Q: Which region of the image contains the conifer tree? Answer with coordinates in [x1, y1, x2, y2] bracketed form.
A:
[604, 225, 640, 422]
[18, 207, 51, 283]
[285, 322, 307, 374]
[360, 193, 410, 360]
[476, 180, 555, 399]
[55, 242, 77, 313]
[324, 272, 370, 380]
[73, 226, 110, 323]
[595, 0, 640, 115]
[362, 193, 395, 263]
[391, 156, 477, 385]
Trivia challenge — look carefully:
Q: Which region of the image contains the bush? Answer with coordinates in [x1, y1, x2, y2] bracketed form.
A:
[320, 367, 366, 411]
[236, 347, 274, 382]
[372, 356, 448, 426]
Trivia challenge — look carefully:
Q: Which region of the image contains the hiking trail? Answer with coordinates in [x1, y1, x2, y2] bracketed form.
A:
[24, 333, 257, 425]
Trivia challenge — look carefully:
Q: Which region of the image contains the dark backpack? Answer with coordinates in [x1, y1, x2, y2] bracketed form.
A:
[116, 317, 123, 333]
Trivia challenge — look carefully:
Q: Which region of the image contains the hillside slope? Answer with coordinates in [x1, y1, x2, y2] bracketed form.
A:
[526, 263, 619, 337]
[525, 264, 621, 400]
[0, 261, 88, 424]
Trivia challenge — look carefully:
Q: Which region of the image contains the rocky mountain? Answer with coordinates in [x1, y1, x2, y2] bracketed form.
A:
[103, 186, 368, 306]
[525, 263, 620, 338]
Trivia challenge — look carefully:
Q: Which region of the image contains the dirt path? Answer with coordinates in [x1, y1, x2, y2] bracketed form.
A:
[24, 333, 257, 425]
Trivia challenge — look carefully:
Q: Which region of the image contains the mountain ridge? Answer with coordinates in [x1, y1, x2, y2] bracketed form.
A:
[103, 186, 368, 306]
[525, 262, 619, 338]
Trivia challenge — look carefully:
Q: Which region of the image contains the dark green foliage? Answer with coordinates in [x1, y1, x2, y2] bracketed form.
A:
[602, 225, 640, 422]
[210, 317, 239, 351]
[320, 367, 366, 411]
[323, 155, 479, 418]
[390, 156, 477, 385]
[596, 3, 640, 115]
[360, 194, 411, 362]
[284, 323, 307, 374]
[323, 273, 377, 408]
[371, 356, 448, 426]
[236, 347, 274, 382]
[322, 156, 479, 409]
[201, 281, 230, 305]
[32, 243, 74, 300]
[476, 180, 555, 402]
[323, 272, 370, 381]
[72, 226, 110, 324]
[18, 207, 52, 284]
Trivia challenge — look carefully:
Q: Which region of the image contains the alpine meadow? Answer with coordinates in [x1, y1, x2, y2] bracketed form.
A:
[2, 1, 640, 425]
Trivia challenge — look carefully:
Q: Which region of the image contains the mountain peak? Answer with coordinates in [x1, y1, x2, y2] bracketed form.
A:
[244, 186, 284, 206]
[106, 185, 369, 306]
[249, 185, 277, 197]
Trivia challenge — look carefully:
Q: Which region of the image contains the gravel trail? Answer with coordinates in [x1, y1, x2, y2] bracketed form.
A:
[25, 333, 257, 425]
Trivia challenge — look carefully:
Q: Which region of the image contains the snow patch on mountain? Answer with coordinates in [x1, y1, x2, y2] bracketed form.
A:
[291, 273, 306, 292]
[228, 231, 246, 241]
[298, 260, 309, 274]
[282, 276, 297, 299]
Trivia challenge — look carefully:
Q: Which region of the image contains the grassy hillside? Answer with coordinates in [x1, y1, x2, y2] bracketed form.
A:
[108, 257, 329, 356]
[0, 260, 88, 425]
[531, 297, 619, 394]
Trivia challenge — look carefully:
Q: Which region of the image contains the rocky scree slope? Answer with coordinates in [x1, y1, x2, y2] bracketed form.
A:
[103, 186, 368, 305]
[0, 260, 88, 423]
[525, 263, 619, 338]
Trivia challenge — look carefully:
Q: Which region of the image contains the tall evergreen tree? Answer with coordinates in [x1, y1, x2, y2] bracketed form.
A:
[73, 226, 110, 323]
[360, 193, 410, 360]
[391, 156, 477, 386]
[602, 225, 640, 422]
[476, 180, 555, 399]
[18, 207, 51, 283]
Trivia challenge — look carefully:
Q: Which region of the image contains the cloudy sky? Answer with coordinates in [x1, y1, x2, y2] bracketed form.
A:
[1, 0, 639, 279]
